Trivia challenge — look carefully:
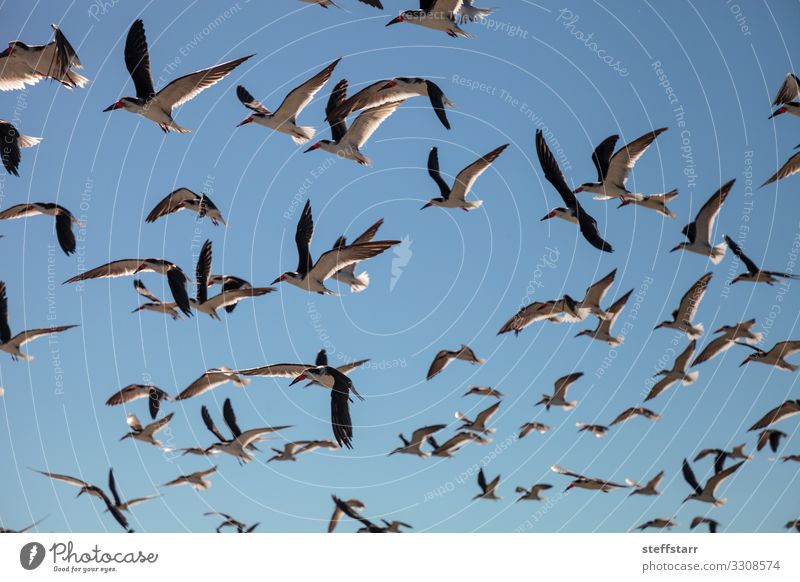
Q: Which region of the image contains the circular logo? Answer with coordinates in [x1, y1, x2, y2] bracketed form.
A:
[19, 542, 46, 570]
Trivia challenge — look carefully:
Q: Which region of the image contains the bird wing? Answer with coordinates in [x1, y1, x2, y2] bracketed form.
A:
[590, 134, 619, 181]
[146, 412, 174, 435]
[0, 281, 10, 344]
[342, 100, 404, 149]
[54, 210, 77, 255]
[351, 219, 384, 246]
[705, 460, 744, 496]
[449, 144, 508, 202]
[64, 259, 144, 282]
[202, 287, 275, 311]
[430, 0, 464, 16]
[681, 459, 703, 495]
[553, 372, 583, 400]
[409, 424, 446, 447]
[331, 382, 354, 449]
[105, 384, 150, 406]
[676, 272, 712, 323]
[427, 350, 453, 380]
[201, 405, 227, 442]
[145, 188, 199, 223]
[9, 325, 77, 349]
[772, 73, 800, 106]
[166, 266, 192, 317]
[748, 400, 800, 431]
[195, 240, 212, 304]
[644, 376, 675, 402]
[692, 179, 734, 244]
[133, 279, 160, 303]
[176, 371, 229, 400]
[692, 336, 732, 367]
[236, 84, 269, 113]
[762, 151, 800, 188]
[34, 469, 91, 489]
[222, 398, 242, 439]
[312, 241, 398, 283]
[155, 55, 252, 110]
[235, 427, 289, 449]
[773, 340, 800, 358]
[108, 468, 122, 507]
[295, 200, 314, 277]
[325, 78, 349, 142]
[238, 363, 309, 378]
[647, 470, 665, 490]
[723, 235, 759, 274]
[427, 147, 452, 199]
[605, 128, 667, 188]
[475, 401, 501, 426]
[675, 340, 697, 370]
[124, 20, 155, 100]
[424, 79, 451, 130]
[274, 58, 341, 120]
[550, 464, 586, 480]
[126, 413, 144, 432]
[583, 268, 617, 306]
[477, 467, 487, 491]
[0, 203, 46, 220]
[604, 289, 633, 329]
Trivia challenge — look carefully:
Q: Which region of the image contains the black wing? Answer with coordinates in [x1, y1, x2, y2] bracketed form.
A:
[108, 468, 122, 508]
[55, 211, 77, 255]
[325, 79, 349, 143]
[201, 405, 226, 442]
[330, 372, 354, 449]
[221, 277, 249, 313]
[477, 467, 487, 492]
[0, 121, 22, 176]
[591, 134, 619, 181]
[332, 495, 377, 531]
[427, 147, 451, 199]
[0, 281, 11, 343]
[358, 0, 384, 8]
[148, 387, 162, 420]
[295, 200, 314, 276]
[196, 240, 212, 304]
[124, 20, 155, 100]
[425, 80, 451, 130]
[681, 459, 702, 495]
[723, 235, 759, 274]
[51, 26, 80, 87]
[222, 398, 242, 439]
[167, 267, 192, 317]
[316, 349, 329, 366]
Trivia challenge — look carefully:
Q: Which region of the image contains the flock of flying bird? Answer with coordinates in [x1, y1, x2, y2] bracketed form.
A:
[1, 3, 799, 534]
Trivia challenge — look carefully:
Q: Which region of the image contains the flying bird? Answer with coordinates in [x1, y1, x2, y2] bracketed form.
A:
[618, 190, 679, 219]
[329, 218, 385, 292]
[761, 148, 800, 187]
[426, 344, 485, 380]
[105, 384, 172, 420]
[463, 386, 504, 399]
[0, 119, 41, 176]
[725, 235, 800, 285]
[106, 468, 159, 515]
[145, 188, 226, 225]
[239, 348, 367, 394]
[756, 429, 787, 453]
[456, 401, 500, 434]
[131, 279, 185, 321]
[386, 0, 483, 38]
[535, 372, 584, 411]
[576, 422, 609, 438]
[654, 272, 712, 339]
[627, 470, 664, 496]
[691, 319, 762, 367]
[515, 483, 552, 502]
[769, 73, 800, 118]
[0, 516, 47, 533]
[0, 203, 82, 255]
[574, 289, 633, 346]
[204, 511, 259, 533]
[290, 366, 361, 449]
[573, 269, 617, 320]
[690, 516, 720, 533]
[207, 275, 254, 313]
[551, 465, 630, 493]
[474, 468, 501, 500]
[427, 431, 490, 457]
[0, 24, 88, 91]
[328, 497, 366, 533]
[748, 400, 800, 431]
[205, 400, 292, 463]
[518, 422, 550, 438]
[176, 368, 250, 400]
[119, 412, 175, 448]
[497, 295, 578, 335]
[610, 406, 661, 426]
[421, 144, 508, 211]
[738, 340, 800, 372]
[670, 179, 734, 263]
[645, 340, 699, 401]
[160, 467, 217, 491]
[681, 458, 744, 505]
[389, 424, 447, 457]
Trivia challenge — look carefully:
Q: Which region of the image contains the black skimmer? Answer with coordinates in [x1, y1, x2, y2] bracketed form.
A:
[106, 468, 159, 515]
[207, 275, 253, 313]
[330, 219, 385, 292]
[208, 413, 292, 463]
[0, 516, 47, 533]
[738, 340, 800, 372]
[690, 516, 720, 533]
[627, 471, 664, 496]
[421, 144, 508, 211]
[0, 119, 41, 176]
[761, 148, 800, 187]
[328, 498, 366, 533]
[329, 496, 407, 533]
[427, 431, 490, 457]
[635, 518, 677, 531]
[239, 349, 367, 394]
[331, 77, 455, 130]
[769, 73, 800, 118]
[786, 520, 800, 532]
[105, 384, 172, 420]
[300, 0, 384, 8]
[691, 319, 761, 367]
[756, 429, 787, 453]
[160, 467, 217, 491]
[305, 79, 404, 165]
[725, 235, 800, 285]
[645, 340, 699, 401]
[576, 422, 609, 438]
[103, 20, 252, 133]
[289, 366, 360, 449]
[681, 458, 744, 506]
[203, 512, 259, 533]
[0, 281, 77, 361]
[670, 179, 734, 263]
[145, 188, 226, 225]
[0, 24, 87, 91]
[33, 469, 132, 532]
[268, 440, 339, 462]
[463, 386, 503, 399]
[535, 372, 584, 411]
[474, 468, 501, 500]
[694, 444, 752, 473]
[518, 422, 550, 438]
[551, 465, 630, 493]
[610, 406, 661, 426]
[426, 343, 485, 380]
[198, 400, 261, 456]
[120, 412, 175, 448]
[575, 128, 669, 201]
[0, 203, 82, 255]
[236, 58, 341, 144]
[574, 268, 617, 320]
[536, 129, 613, 253]
[574, 289, 633, 346]
[515, 483, 552, 502]
[389, 424, 447, 457]
[748, 400, 800, 431]
[131, 279, 185, 321]
[273, 200, 398, 293]
[456, 401, 500, 434]
[779, 454, 800, 463]
[386, 0, 484, 38]
[176, 368, 250, 400]
[497, 295, 579, 335]
[618, 189, 678, 218]
[654, 272, 712, 339]
[64, 258, 193, 317]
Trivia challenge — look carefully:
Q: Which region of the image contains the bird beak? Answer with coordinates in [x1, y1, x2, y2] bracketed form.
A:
[713, 326, 724, 334]
[739, 358, 749, 367]
[540, 211, 555, 221]
[574, 187, 584, 193]
[289, 374, 307, 386]
[237, 117, 254, 127]
[379, 80, 398, 91]
[420, 202, 432, 210]
[271, 275, 285, 284]
[669, 245, 681, 253]
[768, 108, 786, 119]
[386, 16, 404, 26]
[617, 200, 630, 208]
[304, 143, 320, 153]
[103, 101, 123, 112]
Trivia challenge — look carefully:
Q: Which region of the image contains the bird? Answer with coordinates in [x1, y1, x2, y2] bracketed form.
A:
[289, 366, 360, 449]
[497, 295, 579, 335]
[427, 431, 490, 457]
[268, 440, 339, 462]
[474, 468, 501, 500]
[738, 340, 800, 372]
[389, 424, 447, 457]
[779, 454, 800, 463]
[635, 518, 677, 531]
[239, 349, 367, 395]
[0, 516, 47, 533]
[198, 400, 264, 456]
[670, 179, 734, 263]
[515, 483, 553, 502]
[690, 516, 720, 533]
[761, 148, 800, 187]
[573, 269, 617, 320]
[190, 240, 275, 319]
[304, 79, 404, 165]
[145, 188, 226, 225]
[756, 429, 787, 453]
[0, 119, 41, 176]
[421, 144, 508, 211]
[328, 497, 367, 533]
[551, 465, 630, 493]
[748, 400, 800, 431]
[769, 73, 800, 118]
[105, 384, 172, 420]
[691, 319, 762, 367]
[131, 279, 185, 321]
[681, 458, 744, 505]
[386, 0, 480, 38]
[627, 471, 665, 496]
[0, 24, 88, 91]
[330, 77, 454, 130]
[610, 406, 661, 426]
[106, 468, 159, 515]
[576, 422, 609, 438]
[785, 519, 800, 533]
[535, 372, 584, 411]
[426, 344, 485, 380]
[64, 258, 193, 317]
[207, 275, 254, 314]
[536, 129, 613, 252]
[694, 447, 740, 474]
[300, 0, 384, 9]
[0, 281, 77, 361]
[575, 128, 669, 201]
[119, 412, 175, 448]
[518, 422, 550, 438]
[204, 511, 259, 533]
[160, 467, 217, 491]
[209, 417, 292, 464]
[273, 200, 399, 294]
[103, 20, 252, 133]
[0, 203, 82, 255]
[725, 235, 800, 285]
[654, 272, 712, 339]
[235, 58, 340, 145]
[329, 219, 385, 292]
[176, 368, 250, 400]
[574, 289, 633, 346]
[645, 340, 699, 401]
[329, 496, 391, 533]
[456, 401, 500, 434]
[463, 386, 504, 399]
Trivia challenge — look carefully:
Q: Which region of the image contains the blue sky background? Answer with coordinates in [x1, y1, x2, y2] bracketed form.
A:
[0, 0, 798, 533]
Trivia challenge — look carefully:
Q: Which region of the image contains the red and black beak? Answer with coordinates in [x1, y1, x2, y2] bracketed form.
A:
[103, 101, 124, 112]
[289, 373, 307, 387]
[386, 16, 404, 26]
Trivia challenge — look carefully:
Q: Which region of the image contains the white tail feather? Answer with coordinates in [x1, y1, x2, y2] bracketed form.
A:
[291, 126, 315, 145]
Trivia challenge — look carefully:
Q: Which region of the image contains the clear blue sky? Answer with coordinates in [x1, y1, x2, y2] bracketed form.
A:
[1, 0, 798, 533]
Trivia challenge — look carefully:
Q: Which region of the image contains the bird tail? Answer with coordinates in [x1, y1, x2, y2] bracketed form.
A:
[682, 371, 700, 386]
[167, 122, 192, 134]
[464, 200, 484, 211]
[350, 271, 370, 293]
[690, 323, 705, 338]
[709, 243, 726, 264]
[748, 331, 763, 344]
[61, 70, 90, 89]
[291, 126, 316, 145]
[454, 411, 467, 421]
[232, 376, 250, 388]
